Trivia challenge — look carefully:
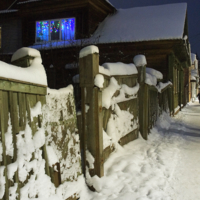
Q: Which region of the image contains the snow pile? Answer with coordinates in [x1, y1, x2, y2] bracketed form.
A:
[92, 3, 187, 43]
[0, 48, 47, 86]
[100, 62, 138, 76]
[106, 104, 138, 143]
[102, 77, 139, 109]
[94, 74, 104, 88]
[42, 86, 82, 183]
[83, 112, 181, 199]
[133, 55, 147, 67]
[79, 45, 99, 58]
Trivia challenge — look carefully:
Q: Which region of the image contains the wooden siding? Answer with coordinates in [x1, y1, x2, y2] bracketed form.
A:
[0, 18, 22, 54]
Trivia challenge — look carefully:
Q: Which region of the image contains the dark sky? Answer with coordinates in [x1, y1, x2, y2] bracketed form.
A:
[109, 0, 200, 57]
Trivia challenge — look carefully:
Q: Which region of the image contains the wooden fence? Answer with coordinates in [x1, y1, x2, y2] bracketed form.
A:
[0, 77, 47, 200]
[0, 46, 173, 198]
[78, 46, 172, 180]
[79, 48, 139, 178]
[0, 55, 81, 200]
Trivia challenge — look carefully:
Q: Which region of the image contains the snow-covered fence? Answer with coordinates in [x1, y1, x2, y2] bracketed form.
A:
[79, 46, 139, 178]
[0, 48, 82, 200]
[42, 87, 82, 196]
[0, 49, 48, 199]
[142, 66, 172, 133]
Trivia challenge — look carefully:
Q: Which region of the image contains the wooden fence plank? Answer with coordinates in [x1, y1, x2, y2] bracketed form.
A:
[81, 87, 86, 176]
[0, 90, 9, 200]
[9, 91, 20, 200]
[94, 88, 103, 177]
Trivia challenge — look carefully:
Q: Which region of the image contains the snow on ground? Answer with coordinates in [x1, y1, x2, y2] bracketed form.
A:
[78, 99, 200, 200]
[1, 90, 200, 199]
[167, 100, 200, 200]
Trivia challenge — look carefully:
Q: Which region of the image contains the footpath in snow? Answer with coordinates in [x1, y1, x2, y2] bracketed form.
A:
[80, 100, 200, 200]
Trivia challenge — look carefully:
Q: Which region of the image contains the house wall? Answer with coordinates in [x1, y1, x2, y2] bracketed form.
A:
[0, 18, 22, 54]
[22, 7, 89, 47]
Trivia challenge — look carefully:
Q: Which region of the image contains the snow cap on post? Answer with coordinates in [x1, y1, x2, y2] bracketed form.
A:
[133, 55, 147, 84]
[133, 55, 147, 67]
[79, 45, 99, 87]
[11, 47, 41, 62]
[79, 45, 99, 58]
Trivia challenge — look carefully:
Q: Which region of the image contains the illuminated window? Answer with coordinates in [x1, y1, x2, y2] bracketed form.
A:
[61, 19, 75, 40]
[36, 18, 75, 43]
[36, 21, 49, 42]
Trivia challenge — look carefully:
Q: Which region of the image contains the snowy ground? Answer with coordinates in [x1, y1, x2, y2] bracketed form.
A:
[79, 100, 200, 200]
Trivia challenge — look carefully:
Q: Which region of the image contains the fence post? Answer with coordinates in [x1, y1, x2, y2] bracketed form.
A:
[168, 54, 175, 115]
[79, 46, 104, 177]
[134, 56, 148, 140]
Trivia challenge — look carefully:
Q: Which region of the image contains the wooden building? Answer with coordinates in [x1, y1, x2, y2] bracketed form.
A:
[0, 0, 115, 87]
[189, 53, 199, 101]
[91, 3, 191, 114]
[0, 2, 192, 113]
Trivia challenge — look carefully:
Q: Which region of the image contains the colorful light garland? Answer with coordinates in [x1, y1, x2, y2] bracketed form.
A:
[36, 18, 75, 42]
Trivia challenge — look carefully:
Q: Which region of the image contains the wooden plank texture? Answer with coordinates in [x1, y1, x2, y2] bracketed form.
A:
[0, 90, 9, 200]
[0, 79, 46, 95]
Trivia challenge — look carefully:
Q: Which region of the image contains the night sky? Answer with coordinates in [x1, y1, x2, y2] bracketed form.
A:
[109, 0, 200, 57]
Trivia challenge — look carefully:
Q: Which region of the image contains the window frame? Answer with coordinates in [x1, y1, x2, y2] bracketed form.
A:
[35, 17, 76, 43]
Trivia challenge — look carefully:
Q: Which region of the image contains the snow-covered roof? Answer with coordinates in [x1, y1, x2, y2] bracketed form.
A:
[17, 0, 41, 4]
[0, 9, 18, 14]
[92, 3, 187, 44]
[105, 0, 114, 7]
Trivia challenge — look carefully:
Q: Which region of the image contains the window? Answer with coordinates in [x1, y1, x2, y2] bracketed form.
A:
[36, 18, 75, 43]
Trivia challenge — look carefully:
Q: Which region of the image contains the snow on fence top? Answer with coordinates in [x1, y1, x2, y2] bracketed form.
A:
[146, 67, 163, 80]
[92, 3, 187, 43]
[133, 55, 147, 67]
[79, 45, 99, 58]
[145, 67, 172, 92]
[145, 73, 157, 86]
[0, 47, 47, 86]
[145, 67, 162, 86]
[145, 67, 163, 86]
[157, 81, 172, 93]
[100, 62, 138, 76]
[11, 47, 41, 62]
